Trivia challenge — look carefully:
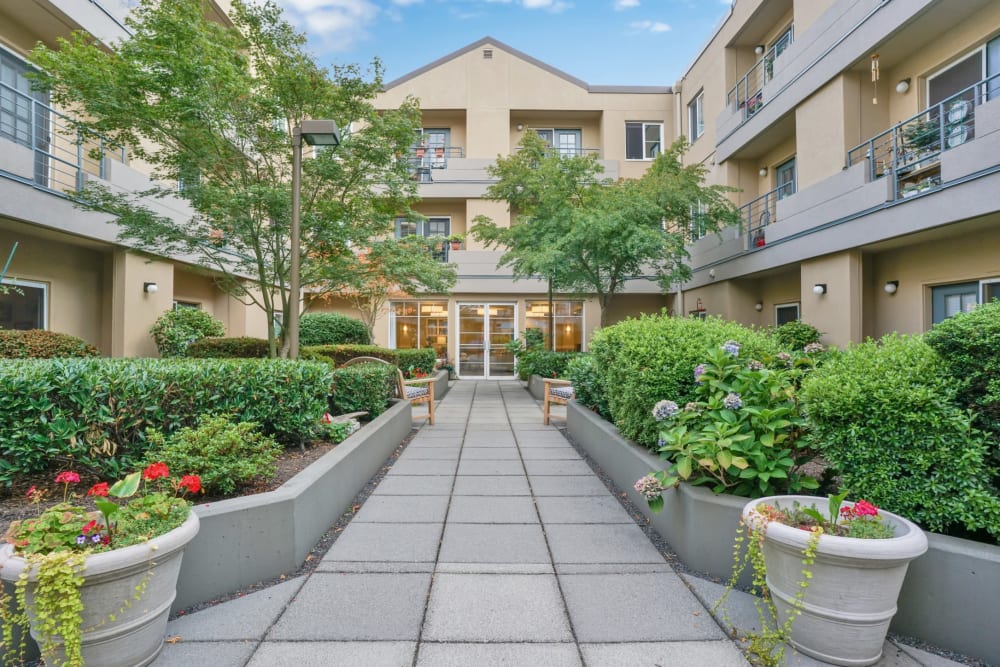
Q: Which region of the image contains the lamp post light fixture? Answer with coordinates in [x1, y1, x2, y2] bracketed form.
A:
[289, 119, 340, 360]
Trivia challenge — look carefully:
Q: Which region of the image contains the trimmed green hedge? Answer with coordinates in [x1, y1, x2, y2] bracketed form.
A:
[186, 337, 270, 358]
[330, 363, 398, 418]
[304, 344, 436, 376]
[801, 334, 1000, 540]
[0, 330, 100, 358]
[396, 348, 437, 376]
[0, 358, 331, 485]
[518, 350, 579, 381]
[300, 313, 371, 346]
[566, 354, 610, 419]
[150, 308, 225, 357]
[590, 313, 779, 448]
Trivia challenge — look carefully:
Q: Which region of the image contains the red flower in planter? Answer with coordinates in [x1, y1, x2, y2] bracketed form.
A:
[87, 482, 110, 497]
[177, 475, 202, 495]
[55, 471, 80, 485]
[143, 462, 170, 481]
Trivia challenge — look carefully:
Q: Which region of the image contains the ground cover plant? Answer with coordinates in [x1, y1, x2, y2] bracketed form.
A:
[591, 313, 780, 448]
[0, 330, 100, 359]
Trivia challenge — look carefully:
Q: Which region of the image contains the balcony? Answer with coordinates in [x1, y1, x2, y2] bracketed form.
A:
[726, 30, 793, 124]
[0, 79, 125, 194]
[736, 182, 795, 250]
[847, 72, 1000, 200]
[406, 145, 465, 182]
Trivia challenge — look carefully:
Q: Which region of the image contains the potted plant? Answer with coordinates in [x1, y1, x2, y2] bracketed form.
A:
[447, 234, 465, 251]
[1, 464, 202, 667]
[737, 494, 928, 666]
[901, 117, 938, 159]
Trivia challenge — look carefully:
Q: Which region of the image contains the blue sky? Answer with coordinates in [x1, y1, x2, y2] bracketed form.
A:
[272, 0, 733, 87]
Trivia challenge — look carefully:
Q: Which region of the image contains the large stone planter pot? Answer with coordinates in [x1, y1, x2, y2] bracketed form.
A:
[0, 510, 199, 667]
[744, 496, 927, 666]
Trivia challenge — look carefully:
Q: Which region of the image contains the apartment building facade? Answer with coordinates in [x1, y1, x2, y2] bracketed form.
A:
[0, 0, 269, 357]
[676, 0, 1000, 347]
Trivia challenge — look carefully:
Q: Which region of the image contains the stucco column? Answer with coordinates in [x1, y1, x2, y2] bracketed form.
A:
[109, 250, 174, 357]
[800, 250, 863, 347]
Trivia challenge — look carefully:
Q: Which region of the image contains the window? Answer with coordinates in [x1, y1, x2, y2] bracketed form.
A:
[391, 301, 448, 357]
[931, 282, 978, 324]
[0, 279, 47, 330]
[533, 128, 583, 157]
[775, 302, 799, 326]
[775, 158, 796, 199]
[173, 301, 201, 310]
[770, 25, 793, 60]
[395, 216, 451, 261]
[1, 49, 49, 184]
[982, 279, 1000, 304]
[625, 122, 662, 160]
[688, 92, 704, 141]
[688, 201, 709, 241]
[525, 300, 584, 352]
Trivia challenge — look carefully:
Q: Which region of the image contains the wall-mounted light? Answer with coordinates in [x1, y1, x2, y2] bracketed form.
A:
[708, 268, 716, 279]
[758, 167, 768, 177]
[754, 45, 765, 56]
[812, 283, 827, 295]
[516, 124, 524, 131]
[895, 78, 911, 94]
[143, 282, 159, 294]
[884, 280, 899, 294]
[754, 302, 763, 311]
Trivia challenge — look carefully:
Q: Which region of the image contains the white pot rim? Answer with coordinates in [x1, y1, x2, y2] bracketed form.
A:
[0, 509, 199, 582]
[743, 495, 928, 561]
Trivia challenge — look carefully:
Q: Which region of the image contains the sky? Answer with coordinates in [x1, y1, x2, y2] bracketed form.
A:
[271, 0, 734, 87]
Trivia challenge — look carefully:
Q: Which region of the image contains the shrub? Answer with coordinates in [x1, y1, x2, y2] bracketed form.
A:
[800, 334, 1000, 539]
[150, 308, 225, 357]
[591, 313, 779, 448]
[0, 358, 331, 485]
[518, 350, 579, 381]
[143, 415, 283, 495]
[651, 344, 819, 498]
[303, 344, 396, 367]
[566, 354, 610, 419]
[186, 337, 270, 358]
[924, 300, 1000, 464]
[329, 363, 398, 418]
[771, 320, 822, 351]
[300, 313, 371, 346]
[396, 348, 437, 377]
[0, 330, 99, 358]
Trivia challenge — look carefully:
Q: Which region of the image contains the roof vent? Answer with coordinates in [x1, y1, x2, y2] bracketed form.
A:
[483, 49, 493, 60]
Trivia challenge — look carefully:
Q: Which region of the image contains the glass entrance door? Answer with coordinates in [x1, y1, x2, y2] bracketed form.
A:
[457, 303, 516, 378]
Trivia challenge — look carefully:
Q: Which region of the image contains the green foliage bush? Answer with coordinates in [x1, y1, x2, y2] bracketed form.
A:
[396, 348, 437, 377]
[0, 330, 100, 358]
[0, 358, 331, 485]
[518, 351, 579, 381]
[299, 313, 371, 346]
[303, 344, 396, 366]
[771, 320, 822, 351]
[144, 415, 283, 495]
[566, 354, 610, 419]
[150, 308, 225, 357]
[330, 363, 398, 418]
[924, 300, 1000, 464]
[800, 334, 1000, 539]
[591, 313, 780, 448]
[186, 337, 270, 358]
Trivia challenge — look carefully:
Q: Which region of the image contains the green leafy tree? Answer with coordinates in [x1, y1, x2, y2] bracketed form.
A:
[30, 0, 421, 357]
[321, 236, 457, 339]
[471, 133, 737, 326]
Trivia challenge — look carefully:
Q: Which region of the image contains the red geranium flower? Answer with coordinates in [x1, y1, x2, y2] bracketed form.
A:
[82, 519, 97, 534]
[55, 471, 81, 485]
[87, 482, 110, 497]
[25, 485, 37, 498]
[178, 475, 201, 494]
[143, 462, 170, 481]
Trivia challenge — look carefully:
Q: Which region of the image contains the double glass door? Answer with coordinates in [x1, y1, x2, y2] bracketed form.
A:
[457, 303, 516, 378]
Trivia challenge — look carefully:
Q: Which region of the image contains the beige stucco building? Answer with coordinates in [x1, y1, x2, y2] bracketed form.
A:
[3, 0, 998, 368]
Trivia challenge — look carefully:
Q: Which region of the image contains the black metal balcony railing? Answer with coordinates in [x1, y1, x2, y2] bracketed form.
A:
[726, 31, 794, 122]
[514, 146, 603, 159]
[0, 80, 125, 193]
[738, 181, 795, 249]
[846, 72, 1000, 200]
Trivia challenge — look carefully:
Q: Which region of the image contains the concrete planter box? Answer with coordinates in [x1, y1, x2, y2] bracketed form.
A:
[431, 369, 450, 401]
[173, 399, 412, 612]
[567, 400, 1000, 665]
[528, 374, 547, 400]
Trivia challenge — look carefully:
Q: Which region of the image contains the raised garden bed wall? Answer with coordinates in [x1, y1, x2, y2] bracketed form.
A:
[432, 369, 450, 402]
[173, 399, 412, 612]
[566, 399, 1000, 665]
[528, 374, 547, 401]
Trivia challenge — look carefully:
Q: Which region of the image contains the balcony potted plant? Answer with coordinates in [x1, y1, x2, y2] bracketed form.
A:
[447, 234, 465, 251]
[901, 117, 938, 162]
[1, 464, 202, 667]
[735, 494, 928, 666]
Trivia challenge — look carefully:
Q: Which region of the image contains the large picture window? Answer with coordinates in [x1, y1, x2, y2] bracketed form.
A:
[0, 279, 47, 330]
[525, 300, 583, 352]
[625, 122, 662, 160]
[391, 301, 449, 357]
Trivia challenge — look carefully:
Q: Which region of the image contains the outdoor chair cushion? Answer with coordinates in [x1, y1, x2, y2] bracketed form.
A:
[550, 386, 575, 399]
[405, 385, 430, 399]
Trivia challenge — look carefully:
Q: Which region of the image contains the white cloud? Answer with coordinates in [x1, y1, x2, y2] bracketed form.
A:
[521, 0, 571, 10]
[629, 19, 670, 33]
[614, 0, 640, 9]
[391, 0, 423, 5]
[273, 0, 379, 51]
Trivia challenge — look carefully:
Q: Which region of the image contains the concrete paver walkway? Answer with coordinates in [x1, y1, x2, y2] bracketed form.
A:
[154, 381, 745, 666]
